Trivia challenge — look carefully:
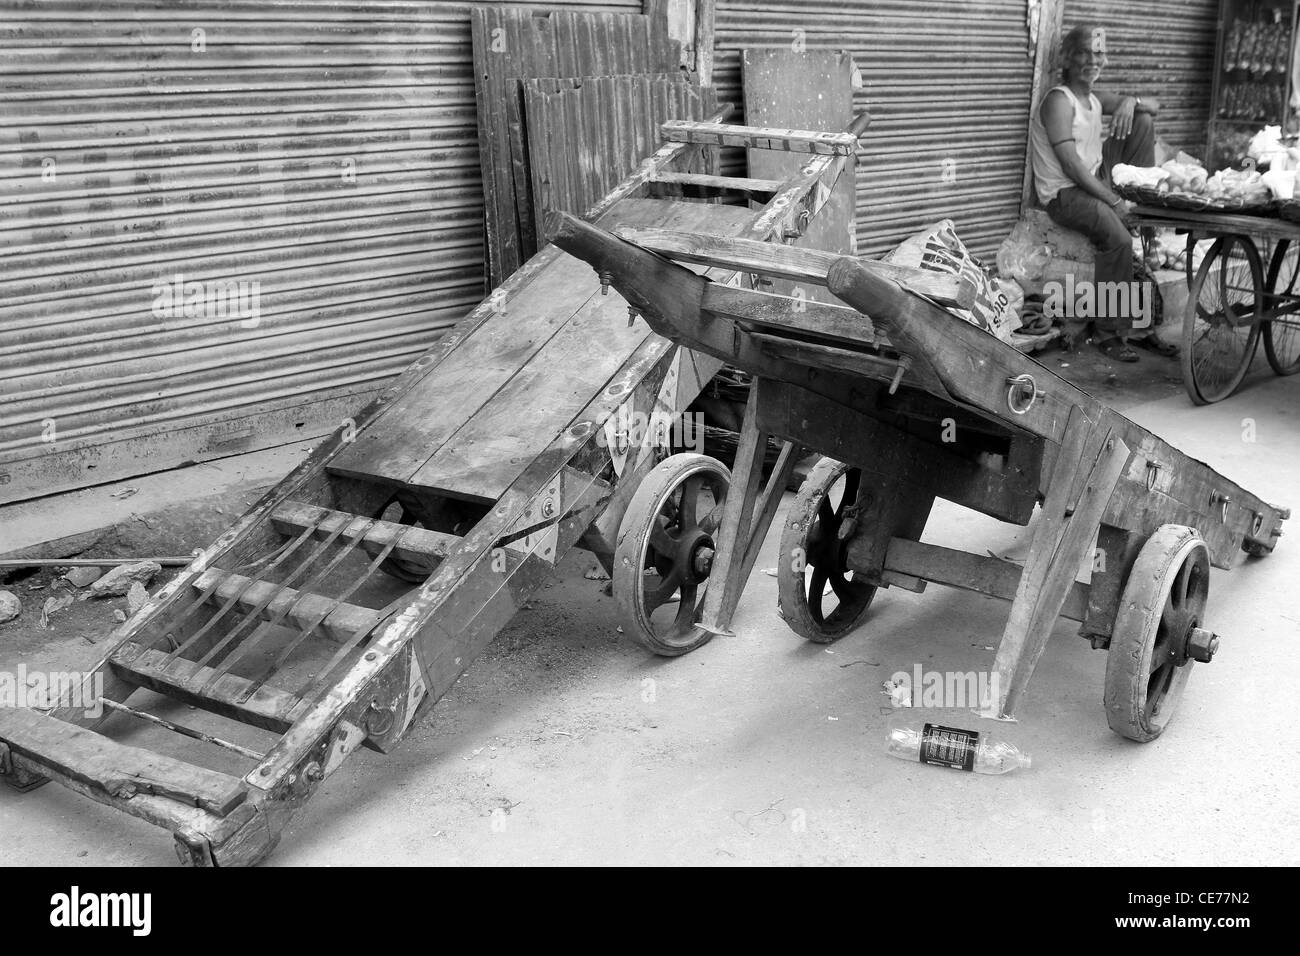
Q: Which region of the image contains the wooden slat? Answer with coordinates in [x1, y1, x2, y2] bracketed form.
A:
[0, 707, 248, 817]
[406, 199, 755, 501]
[110, 642, 304, 734]
[991, 411, 1130, 718]
[270, 501, 458, 569]
[661, 120, 858, 155]
[619, 227, 977, 309]
[884, 538, 1090, 622]
[703, 284, 877, 345]
[191, 569, 381, 643]
[650, 171, 784, 193]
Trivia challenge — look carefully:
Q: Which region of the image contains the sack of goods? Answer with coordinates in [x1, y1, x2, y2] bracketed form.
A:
[884, 219, 1022, 342]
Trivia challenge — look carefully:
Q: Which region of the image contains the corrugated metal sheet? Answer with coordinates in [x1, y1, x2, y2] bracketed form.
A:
[1070, 0, 1220, 156]
[470, 6, 682, 284]
[0, 0, 641, 505]
[524, 74, 716, 247]
[714, 1, 1035, 260]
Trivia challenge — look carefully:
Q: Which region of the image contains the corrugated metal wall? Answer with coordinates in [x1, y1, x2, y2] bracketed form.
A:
[0, 0, 640, 505]
[713, 0, 1035, 260]
[1068, 0, 1220, 157]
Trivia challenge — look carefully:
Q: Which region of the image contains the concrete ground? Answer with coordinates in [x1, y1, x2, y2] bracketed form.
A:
[1, 349, 1297, 866]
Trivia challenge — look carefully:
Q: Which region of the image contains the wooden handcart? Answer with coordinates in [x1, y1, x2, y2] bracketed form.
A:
[1131, 204, 1300, 403]
[0, 112, 898, 865]
[550, 211, 1289, 737]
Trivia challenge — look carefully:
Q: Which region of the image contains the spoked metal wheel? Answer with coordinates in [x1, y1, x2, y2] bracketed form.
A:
[1263, 239, 1300, 376]
[1104, 525, 1216, 742]
[1181, 236, 1262, 404]
[613, 453, 730, 656]
[776, 457, 876, 643]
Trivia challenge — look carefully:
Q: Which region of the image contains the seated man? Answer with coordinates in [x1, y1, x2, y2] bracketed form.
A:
[1030, 23, 1174, 361]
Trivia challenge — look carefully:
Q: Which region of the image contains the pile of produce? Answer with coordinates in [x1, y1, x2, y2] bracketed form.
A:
[1114, 157, 1275, 205]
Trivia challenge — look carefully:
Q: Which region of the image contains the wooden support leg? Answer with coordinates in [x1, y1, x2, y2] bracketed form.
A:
[990, 407, 1131, 718]
[698, 379, 800, 636]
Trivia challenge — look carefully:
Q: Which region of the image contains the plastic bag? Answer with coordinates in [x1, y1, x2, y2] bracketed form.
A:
[996, 222, 1053, 285]
[886, 220, 1022, 341]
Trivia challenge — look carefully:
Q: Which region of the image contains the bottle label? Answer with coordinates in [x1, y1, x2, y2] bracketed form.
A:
[919, 723, 979, 771]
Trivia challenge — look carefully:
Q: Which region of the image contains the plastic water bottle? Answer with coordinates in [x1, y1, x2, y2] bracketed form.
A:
[886, 723, 1031, 774]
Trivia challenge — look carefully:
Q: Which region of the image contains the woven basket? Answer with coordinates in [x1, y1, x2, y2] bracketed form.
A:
[1276, 198, 1300, 224]
[1114, 182, 1275, 216]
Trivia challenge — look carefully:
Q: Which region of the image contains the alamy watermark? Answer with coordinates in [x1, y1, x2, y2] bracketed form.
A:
[884, 664, 1000, 711]
[151, 273, 262, 328]
[0, 666, 103, 718]
[1044, 275, 1153, 329]
[598, 407, 704, 454]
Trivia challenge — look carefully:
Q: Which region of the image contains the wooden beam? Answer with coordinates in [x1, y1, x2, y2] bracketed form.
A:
[191, 570, 382, 644]
[619, 226, 977, 308]
[990, 409, 1130, 718]
[0, 707, 249, 817]
[1021, 0, 1064, 214]
[650, 171, 785, 193]
[270, 501, 459, 569]
[883, 538, 1090, 622]
[110, 643, 304, 734]
[694, 0, 715, 85]
[661, 120, 859, 155]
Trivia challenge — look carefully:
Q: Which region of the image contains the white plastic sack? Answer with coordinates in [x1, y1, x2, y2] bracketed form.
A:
[886, 219, 1022, 341]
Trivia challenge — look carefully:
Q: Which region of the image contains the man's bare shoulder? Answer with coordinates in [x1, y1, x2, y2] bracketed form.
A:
[1039, 88, 1072, 119]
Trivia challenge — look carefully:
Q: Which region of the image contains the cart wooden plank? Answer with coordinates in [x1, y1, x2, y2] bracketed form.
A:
[405, 200, 756, 502]
[330, 199, 753, 497]
[0, 708, 248, 817]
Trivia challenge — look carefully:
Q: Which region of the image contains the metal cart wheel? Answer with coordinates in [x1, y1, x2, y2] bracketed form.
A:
[1263, 239, 1300, 376]
[613, 453, 730, 656]
[1104, 525, 1214, 742]
[776, 457, 876, 643]
[1181, 235, 1262, 405]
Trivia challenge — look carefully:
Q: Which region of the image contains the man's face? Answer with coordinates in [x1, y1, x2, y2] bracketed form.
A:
[1069, 28, 1107, 82]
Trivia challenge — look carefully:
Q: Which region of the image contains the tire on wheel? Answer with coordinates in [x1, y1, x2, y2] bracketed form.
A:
[1104, 524, 1210, 742]
[613, 453, 730, 656]
[1181, 235, 1262, 405]
[776, 457, 876, 643]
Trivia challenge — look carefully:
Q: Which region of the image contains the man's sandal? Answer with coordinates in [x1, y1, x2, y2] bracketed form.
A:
[1132, 335, 1178, 357]
[1096, 337, 1139, 362]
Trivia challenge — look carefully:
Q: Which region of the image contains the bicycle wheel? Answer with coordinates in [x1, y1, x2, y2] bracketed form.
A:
[1263, 239, 1300, 375]
[1180, 236, 1262, 404]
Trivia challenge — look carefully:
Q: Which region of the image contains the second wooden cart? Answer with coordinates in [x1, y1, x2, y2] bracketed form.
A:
[1132, 204, 1300, 403]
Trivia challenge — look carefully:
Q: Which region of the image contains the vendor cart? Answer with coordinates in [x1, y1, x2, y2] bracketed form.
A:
[0, 111, 901, 865]
[1129, 204, 1300, 403]
[551, 211, 1288, 742]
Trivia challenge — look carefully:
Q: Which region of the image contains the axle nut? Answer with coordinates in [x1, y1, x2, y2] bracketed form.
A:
[1187, 626, 1220, 663]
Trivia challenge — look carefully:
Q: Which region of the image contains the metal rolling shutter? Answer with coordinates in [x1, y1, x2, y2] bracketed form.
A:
[0, 0, 639, 505]
[713, 1, 1034, 260]
[1069, 0, 1219, 157]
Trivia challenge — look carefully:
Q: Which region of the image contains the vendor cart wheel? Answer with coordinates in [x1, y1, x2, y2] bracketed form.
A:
[1104, 525, 1210, 742]
[613, 453, 730, 656]
[1181, 236, 1262, 405]
[1263, 240, 1300, 376]
[776, 457, 876, 643]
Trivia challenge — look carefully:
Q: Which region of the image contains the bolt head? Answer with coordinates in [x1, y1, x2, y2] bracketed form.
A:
[1187, 627, 1220, 663]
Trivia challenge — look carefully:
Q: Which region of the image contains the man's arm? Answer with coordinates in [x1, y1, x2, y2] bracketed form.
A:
[1041, 90, 1125, 207]
[1098, 92, 1159, 140]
